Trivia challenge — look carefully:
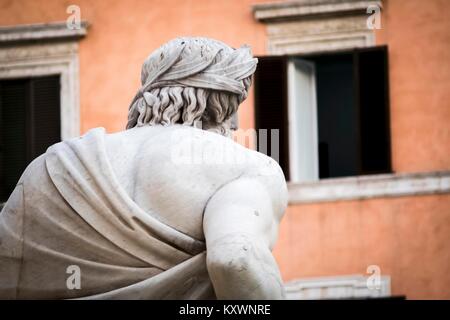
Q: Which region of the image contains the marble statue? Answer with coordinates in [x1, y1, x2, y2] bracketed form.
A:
[0, 37, 288, 299]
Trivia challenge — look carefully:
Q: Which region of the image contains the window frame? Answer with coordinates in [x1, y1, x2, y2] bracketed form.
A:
[255, 45, 392, 183]
[0, 22, 87, 141]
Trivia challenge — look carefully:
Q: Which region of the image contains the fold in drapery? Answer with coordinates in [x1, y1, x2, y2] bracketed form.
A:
[0, 128, 215, 299]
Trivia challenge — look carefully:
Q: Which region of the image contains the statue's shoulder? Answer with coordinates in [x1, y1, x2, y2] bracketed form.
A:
[180, 127, 288, 217]
[243, 147, 288, 219]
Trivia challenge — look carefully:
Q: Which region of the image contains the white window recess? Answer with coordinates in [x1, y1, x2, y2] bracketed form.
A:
[288, 58, 319, 183]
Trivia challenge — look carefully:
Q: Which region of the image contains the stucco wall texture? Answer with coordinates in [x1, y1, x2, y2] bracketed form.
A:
[1, 0, 449, 299]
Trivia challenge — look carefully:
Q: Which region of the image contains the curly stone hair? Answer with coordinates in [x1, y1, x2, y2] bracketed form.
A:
[126, 37, 257, 136]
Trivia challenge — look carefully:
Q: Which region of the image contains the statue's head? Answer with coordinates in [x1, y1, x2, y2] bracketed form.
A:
[127, 37, 258, 136]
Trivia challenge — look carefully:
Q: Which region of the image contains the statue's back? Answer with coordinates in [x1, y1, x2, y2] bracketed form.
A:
[104, 124, 265, 242]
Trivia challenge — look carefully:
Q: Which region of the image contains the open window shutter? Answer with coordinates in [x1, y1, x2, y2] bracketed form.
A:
[254, 57, 290, 180]
[355, 46, 392, 174]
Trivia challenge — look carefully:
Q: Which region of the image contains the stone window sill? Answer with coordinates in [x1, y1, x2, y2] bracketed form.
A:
[288, 171, 450, 204]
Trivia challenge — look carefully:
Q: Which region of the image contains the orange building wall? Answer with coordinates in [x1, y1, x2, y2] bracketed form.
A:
[1, 0, 449, 299]
[375, 0, 450, 174]
[276, 0, 450, 299]
[274, 195, 450, 299]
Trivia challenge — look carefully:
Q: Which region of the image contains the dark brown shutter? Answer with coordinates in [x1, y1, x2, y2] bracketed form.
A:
[355, 46, 392, 174]
[254, 57, 290, 180]
[0, 75, 61, 201]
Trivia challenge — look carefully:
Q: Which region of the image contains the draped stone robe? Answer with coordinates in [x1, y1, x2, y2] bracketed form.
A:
[0, 128, 215, 299]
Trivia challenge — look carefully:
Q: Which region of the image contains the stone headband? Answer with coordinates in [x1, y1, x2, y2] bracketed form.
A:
[129, 37, 258, 111]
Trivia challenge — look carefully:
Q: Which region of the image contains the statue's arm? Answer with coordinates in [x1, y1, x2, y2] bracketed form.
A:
[203, 170, 287, 299]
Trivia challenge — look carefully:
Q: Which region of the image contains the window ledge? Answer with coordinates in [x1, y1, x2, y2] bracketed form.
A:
[288, 171, 450, 204]
[253, 0, 382, 22]
[252, 0, 382, 55]
[285, 274, 391, 299]
[0, 21, 88, 45]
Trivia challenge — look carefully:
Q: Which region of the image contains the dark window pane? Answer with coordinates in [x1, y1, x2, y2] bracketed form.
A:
[31, 75, 61, 159]
[312, 53, 358, 178]
[0, 75, 61, 202]
[0, 79, 28, 201]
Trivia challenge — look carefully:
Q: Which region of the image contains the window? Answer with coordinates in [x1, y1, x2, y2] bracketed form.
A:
[254, 46, 391, 182]
[0, 75, 61, 201]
